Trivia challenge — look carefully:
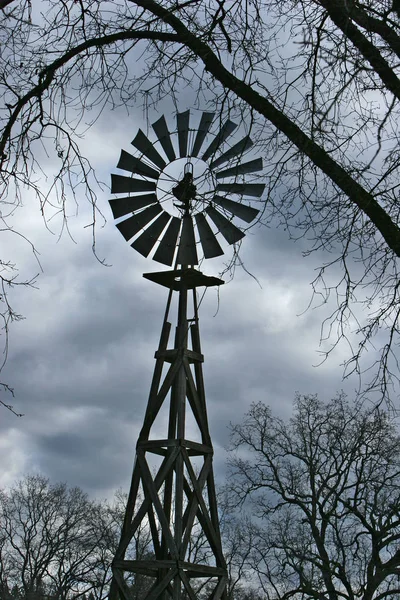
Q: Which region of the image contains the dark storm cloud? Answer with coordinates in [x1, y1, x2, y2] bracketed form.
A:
[2, 217, 358, 495]
[33, 408, 137, 496]
[0, 107, 364, 499]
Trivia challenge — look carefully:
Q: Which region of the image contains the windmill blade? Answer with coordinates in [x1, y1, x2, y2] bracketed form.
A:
[131, 129, 167, 170]
[111, 174, 156, 194]
[116, 204, 162, 241]
[206, 206, 245, 245]
[152, 116, 176, 163]
[209, 136, 253, 170]
[191, 112, 215, 157]
[201, 120, 238, 162]
[195, 213, 224, 258]
[131, 212, 171, 257]
[177, 111, 190, 158]
[216, 182, 265, 197]
[109, 194, 158, 219]
[212, 195, 260, 224]
[117, 150, 160, 180]
[177, 215, 198, 265]
[215, 158, 263, 179]
[153, 217, 181, 266]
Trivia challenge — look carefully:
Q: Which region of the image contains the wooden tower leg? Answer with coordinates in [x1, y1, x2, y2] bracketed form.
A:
[110, 269, 227, 600]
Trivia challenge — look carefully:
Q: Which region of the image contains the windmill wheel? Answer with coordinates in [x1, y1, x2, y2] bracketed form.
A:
[109, 111, 265, 266]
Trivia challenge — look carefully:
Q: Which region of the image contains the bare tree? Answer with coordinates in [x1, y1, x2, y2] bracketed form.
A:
[216, 493, 255, 600]
[0, 475, 115, 599]
[1, 0, 400, 401]
[0, 477, 159, 600]
[227, 394, 400, 600]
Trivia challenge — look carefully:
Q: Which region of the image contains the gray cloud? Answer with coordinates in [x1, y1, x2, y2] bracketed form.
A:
[0, 108, 364, 501]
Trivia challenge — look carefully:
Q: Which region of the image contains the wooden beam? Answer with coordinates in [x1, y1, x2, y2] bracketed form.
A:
[210, 573, 229, 600]
[137, 439, 212, 455]
[190, 322, 211, 445]
[183, 358, 209, 436]
[119, 447, 179, 553]
[179, 569, 197, 600]
[182, 453, 225, 564]
[145, 569, 178, 600]
[137, 447, 179, 559]
[112, 567, 137, 600]
[181, 450, 210, 555]
[155, 348, 204, 363]
[140, 351, 183, 440]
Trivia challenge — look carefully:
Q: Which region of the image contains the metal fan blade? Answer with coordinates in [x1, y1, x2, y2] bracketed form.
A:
[216, 182, 265, 197]
[131, 129, 166, 170]
[212, 195, 259, 223]
[152, 116, 176, 162]
[209, 136, 253, 170]
[109, 194, 158, 219]
[111, 174, 156, 194]
[206, 206, 245, 245]
[195, 213, 224, 258]
[215, 158, 263, 179]
[201, 120, 238, 162]
[177, 111, 190, 158]
[191, 112, 215, 157]
[177, 215, 198, 265]
[116, 204, 162, 241]
[131, 212, 171, 257]
[153, 217, 181, 266]
[117, 150, 160, 180]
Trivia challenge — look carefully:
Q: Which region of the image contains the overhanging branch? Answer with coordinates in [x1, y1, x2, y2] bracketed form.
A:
[0, 28, 179, 165]
[130, 0, 400, 257]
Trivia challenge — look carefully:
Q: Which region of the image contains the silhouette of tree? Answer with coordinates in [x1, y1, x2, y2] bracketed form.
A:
[227, 394, 400, 600]
[0, 475, 114, 599]
[1, 0, 400, 402]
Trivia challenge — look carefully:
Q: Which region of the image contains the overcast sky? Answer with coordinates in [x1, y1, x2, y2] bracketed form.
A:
[0, 100, 365, 501]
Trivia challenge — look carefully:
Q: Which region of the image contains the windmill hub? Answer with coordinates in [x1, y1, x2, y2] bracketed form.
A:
[172, 172, 197, 213]
[157, 157, 215, 218]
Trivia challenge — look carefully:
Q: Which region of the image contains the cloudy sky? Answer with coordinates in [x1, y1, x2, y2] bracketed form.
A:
[0, 99, 363, 501]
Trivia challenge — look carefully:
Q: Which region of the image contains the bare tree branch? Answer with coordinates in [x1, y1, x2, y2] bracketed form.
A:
[2, 0, 400, 405]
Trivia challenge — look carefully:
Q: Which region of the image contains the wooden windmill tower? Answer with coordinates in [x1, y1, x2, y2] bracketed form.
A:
[108, 111, 265, 600]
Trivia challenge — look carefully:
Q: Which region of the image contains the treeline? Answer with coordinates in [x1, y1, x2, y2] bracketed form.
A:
[0, 477, 123, 600]
[2, 394, 400, 600]
[0, 475, 252, 600]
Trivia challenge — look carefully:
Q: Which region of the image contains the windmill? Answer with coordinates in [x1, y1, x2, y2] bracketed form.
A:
[108, 111, 265, 600]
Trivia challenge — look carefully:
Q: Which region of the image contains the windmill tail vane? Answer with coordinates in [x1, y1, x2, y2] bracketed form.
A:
[108, 111, 265, 600]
